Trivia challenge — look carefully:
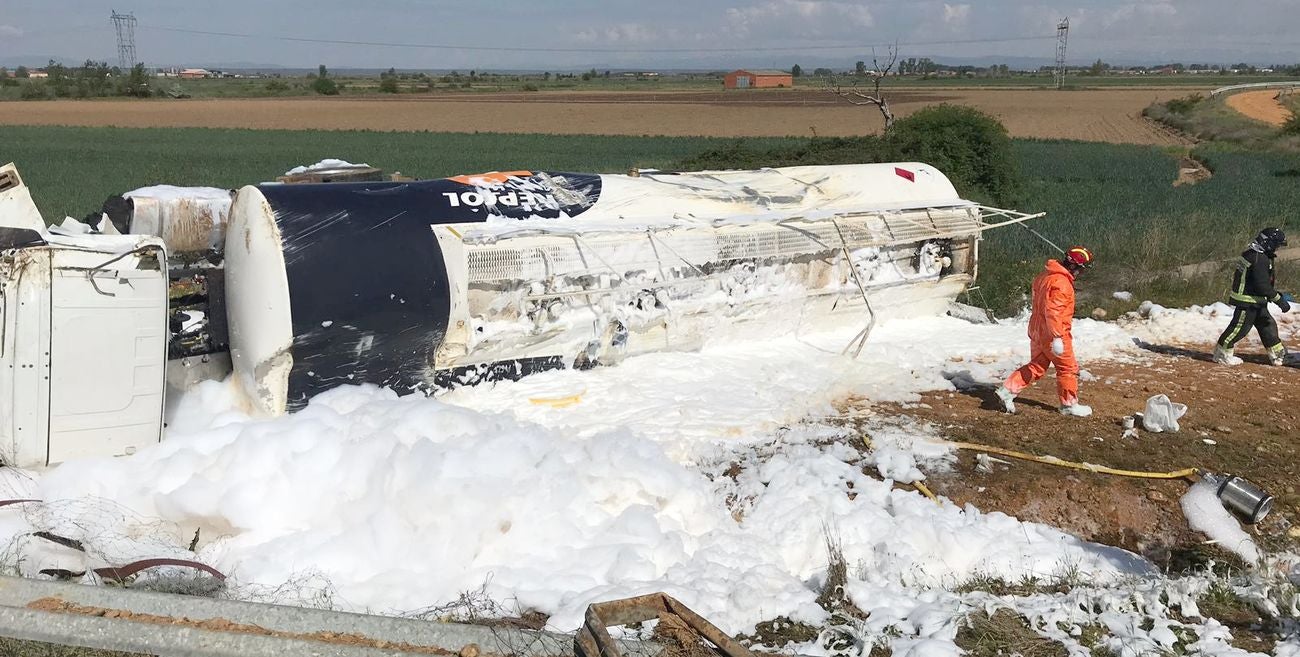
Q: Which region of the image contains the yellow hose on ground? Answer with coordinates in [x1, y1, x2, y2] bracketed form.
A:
[912, 481, 940, 503]
[941, 440, 1200, 481]
[866, 435, 1199, 505]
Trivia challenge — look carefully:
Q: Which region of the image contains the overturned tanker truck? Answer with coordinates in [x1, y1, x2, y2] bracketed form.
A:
[0, 161, 1042, 467]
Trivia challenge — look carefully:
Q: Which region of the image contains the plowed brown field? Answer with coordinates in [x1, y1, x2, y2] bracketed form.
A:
[0, 88, 1197, 144]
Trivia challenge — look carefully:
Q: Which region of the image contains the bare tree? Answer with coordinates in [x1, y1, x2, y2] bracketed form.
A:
[827, 44, 900, 131]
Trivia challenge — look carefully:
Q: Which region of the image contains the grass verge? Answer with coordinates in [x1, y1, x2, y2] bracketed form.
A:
[1145, 92, 1300, 150]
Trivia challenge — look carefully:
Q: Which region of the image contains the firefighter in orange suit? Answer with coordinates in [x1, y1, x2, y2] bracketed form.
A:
[995, 246, 1095, 417]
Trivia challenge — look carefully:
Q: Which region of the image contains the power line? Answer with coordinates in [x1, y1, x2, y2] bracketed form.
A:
[135, 24, 1057, 54]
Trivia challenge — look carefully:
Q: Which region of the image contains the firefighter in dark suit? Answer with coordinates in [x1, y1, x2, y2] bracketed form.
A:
[1215, 227, 1291, 366]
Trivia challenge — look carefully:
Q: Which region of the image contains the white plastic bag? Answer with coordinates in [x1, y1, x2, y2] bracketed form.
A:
[1142, 394, 1188, 433]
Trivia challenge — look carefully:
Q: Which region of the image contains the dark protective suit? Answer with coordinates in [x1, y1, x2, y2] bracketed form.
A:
[1217, 247, 1285, 358]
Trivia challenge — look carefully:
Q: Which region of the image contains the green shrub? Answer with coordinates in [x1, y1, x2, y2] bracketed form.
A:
[521, 83, 539, 92]
[19, 81, 49, 100]
[1165, 93, 1203, 115]
[312, 77, 339, 95]
[265, 79, 290, 93]
[676, 105, 1021, 206]
[883, 104, 1022, 206]
[378, 76, 400, 93]
[1283, 112, 1300, 136]
[118, 63, 151, 98]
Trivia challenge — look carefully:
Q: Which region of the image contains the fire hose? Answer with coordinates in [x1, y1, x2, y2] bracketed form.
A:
[864, 438, 1270, 523]
[938, 440, 1200, 481]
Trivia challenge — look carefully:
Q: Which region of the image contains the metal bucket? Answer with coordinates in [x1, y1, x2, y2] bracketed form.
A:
[1215, 474, 1273, 524]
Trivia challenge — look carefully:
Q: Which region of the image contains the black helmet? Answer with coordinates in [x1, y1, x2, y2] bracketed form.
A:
[1254, 227, 1288, 254]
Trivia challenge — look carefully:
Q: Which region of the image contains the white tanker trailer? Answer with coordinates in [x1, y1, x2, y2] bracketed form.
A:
[0, 161, 1042, 467]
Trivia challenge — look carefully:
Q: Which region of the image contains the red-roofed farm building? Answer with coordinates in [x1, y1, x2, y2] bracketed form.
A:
[723, 70, 794, 89]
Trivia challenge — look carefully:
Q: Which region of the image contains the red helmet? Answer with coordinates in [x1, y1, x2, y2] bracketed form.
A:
[1065, 246, 1094, 268]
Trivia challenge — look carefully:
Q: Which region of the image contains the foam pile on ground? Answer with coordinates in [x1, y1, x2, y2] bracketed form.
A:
[1180, 480, 1261, 563]
[4, 386, 1151, 635]
[1122, 302, 1300, 347]
[441, 315, 1137, 461]
[0, 302, 1294, 653]
[811, 575, 1261, 657]
[1279, 639, 1300, 657]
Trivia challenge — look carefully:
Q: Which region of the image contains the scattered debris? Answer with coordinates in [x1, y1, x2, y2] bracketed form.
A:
[1142, 394, 1188, 433]
[574, 593, 751, 657]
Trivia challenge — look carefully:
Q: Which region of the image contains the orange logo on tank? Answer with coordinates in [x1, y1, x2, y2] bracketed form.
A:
[447, 171, 534, 185]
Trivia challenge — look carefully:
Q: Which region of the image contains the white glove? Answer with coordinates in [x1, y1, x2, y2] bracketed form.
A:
[1051, 337, 1065, 356]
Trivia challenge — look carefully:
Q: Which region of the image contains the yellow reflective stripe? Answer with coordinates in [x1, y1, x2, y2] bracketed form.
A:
[1228, 292, 1266, 303]
[1220, 311, 1249, 347]
[1233, 257, 1251, 295]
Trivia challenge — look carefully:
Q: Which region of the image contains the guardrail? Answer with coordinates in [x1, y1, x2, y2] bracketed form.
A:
[0, 576, 658, 657]
[1208, 81, 1300, 97]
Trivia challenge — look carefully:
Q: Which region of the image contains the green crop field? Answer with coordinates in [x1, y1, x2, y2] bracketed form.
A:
[0, 126, 795, 220]
[3, 125, 1297, 314]
[980, 141, 1300, 313]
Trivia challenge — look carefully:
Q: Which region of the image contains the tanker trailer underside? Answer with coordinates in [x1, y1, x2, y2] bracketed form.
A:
[437, 214, 979, 380]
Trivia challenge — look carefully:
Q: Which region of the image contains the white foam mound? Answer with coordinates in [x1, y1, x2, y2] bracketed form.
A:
[1180, 479, 1260, 563]
[284, 159, 372, 176]
[124, 185, 233, 201]
[0, 302, 1284, 636]
[27, 382, 1152, 633]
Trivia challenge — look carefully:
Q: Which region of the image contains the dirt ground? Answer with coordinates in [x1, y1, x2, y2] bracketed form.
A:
[866, 338, 1300, 569]
[1226, 90, 1294, 127]
[0, 88, 1195, 144]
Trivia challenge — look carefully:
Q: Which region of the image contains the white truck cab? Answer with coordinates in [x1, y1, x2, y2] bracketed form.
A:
[0, 164, 168, 468]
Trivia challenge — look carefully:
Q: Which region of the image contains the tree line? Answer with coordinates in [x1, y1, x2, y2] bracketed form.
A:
[791, 60, 1020, 79]
[2, 60, 151, 99]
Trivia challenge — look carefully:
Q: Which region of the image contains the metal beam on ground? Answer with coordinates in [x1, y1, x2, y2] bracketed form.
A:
[0, 576, 654, 657]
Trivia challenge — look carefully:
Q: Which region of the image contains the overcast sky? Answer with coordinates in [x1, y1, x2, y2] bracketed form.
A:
[1, 0, 1297, 70]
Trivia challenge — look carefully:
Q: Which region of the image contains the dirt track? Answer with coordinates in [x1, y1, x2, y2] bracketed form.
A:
[1226, 90, 1293, 126]
[0, 88, 1196, 144]
[872, 339, 1300, 568]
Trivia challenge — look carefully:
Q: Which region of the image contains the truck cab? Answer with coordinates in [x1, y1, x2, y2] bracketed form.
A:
[0, 164, 168, 468]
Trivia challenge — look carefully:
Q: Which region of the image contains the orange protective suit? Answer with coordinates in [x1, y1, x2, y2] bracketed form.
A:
[1003, 259, 1080, 406]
